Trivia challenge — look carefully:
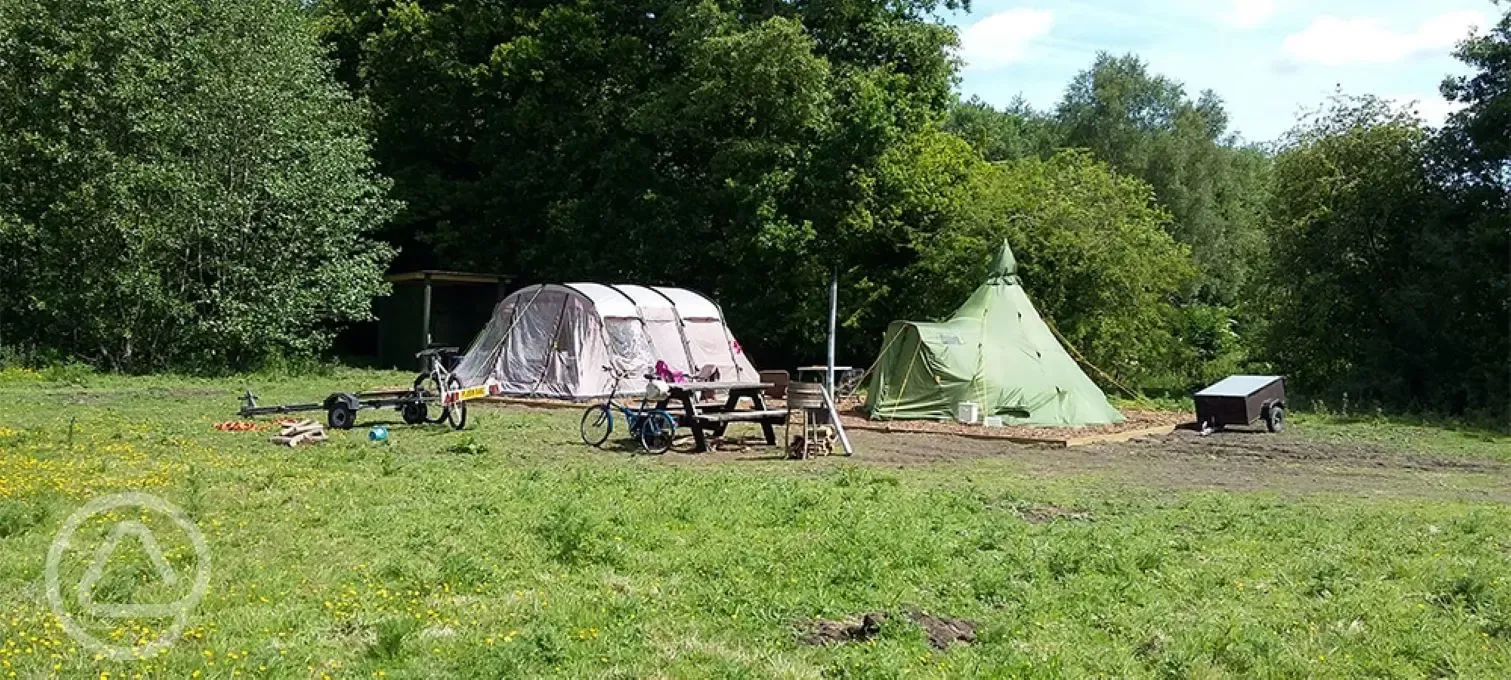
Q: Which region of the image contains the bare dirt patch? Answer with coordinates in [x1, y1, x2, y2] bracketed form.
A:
[799, 612, 887, 646]
[838, 406, 1186, 444]
[797, 610, 977, 649]
[905, 609, 977, 649]
[1015, 503, 1095, 524]
[489, 401, 1510, 501]
[839, 426, 1511, 501]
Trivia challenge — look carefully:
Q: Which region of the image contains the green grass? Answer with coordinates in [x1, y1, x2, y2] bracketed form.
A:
[1288, 412, 1511, 461]
[0, 367, 1508, 677]
[1109, 394, 1511, 462]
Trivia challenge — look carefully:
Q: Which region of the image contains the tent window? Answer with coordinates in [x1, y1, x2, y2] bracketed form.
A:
[604, 318, 650, 371]
[939, 334, 963, 346]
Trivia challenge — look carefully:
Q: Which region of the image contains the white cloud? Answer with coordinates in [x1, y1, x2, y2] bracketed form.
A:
[1227, 0, 1277, 29]
[1280, 10, 1486, 67]
[1388, 95, 1467, 127]
[959, 8, 1055, 71]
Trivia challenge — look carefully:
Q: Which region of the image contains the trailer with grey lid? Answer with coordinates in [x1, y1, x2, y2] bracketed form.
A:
[1193, 375, 1286, 435]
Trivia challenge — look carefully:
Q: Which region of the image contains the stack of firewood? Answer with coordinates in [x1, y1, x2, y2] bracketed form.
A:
[269, 419, 327, 447]
[788, 426, 837, 459]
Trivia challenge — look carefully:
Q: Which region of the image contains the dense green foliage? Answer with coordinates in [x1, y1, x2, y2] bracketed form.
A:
[1264, 99, 1448, 407]
[907, 150, 1196, 383]
[1054, 55, 1270, 309]
[1260, 6, 1509, 418]
[945, 55, 1271, 309]
[0, 0, 1503, 418]
[317, 0, 966, 365]
[0, 0, 395, 371]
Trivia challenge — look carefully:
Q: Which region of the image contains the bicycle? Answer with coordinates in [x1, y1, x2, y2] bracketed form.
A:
[407, 346, 467, 430]
[239, 346, 470, 431]
[579, 367, 677, 454]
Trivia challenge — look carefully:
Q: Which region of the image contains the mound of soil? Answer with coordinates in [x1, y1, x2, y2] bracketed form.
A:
[797, 609, 977, 650]
[799, 612, 887, 645]
[906, 608, 976, 649]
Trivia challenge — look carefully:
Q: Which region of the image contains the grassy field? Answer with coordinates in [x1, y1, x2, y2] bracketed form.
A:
[0, 367, 1508, 678]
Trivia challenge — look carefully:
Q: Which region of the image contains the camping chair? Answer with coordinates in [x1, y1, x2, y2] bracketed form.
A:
[759, 370, 789, 399]
[692, 364, 720, 401]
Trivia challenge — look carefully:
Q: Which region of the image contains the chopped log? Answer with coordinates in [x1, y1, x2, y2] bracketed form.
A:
[269, 425, 326, 447]
[279, 421, 324, 437]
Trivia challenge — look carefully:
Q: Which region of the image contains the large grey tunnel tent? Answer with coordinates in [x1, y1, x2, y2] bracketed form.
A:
[452, 283, 758, 400]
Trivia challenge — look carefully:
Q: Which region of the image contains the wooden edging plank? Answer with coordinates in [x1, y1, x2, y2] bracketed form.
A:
[842, 421, 1179, 448]
[481, 396, 587, 410]
[1060, 424, 1181, 446]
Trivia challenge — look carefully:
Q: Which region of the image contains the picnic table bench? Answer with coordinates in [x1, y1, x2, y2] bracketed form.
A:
[655, 381, 783, 452]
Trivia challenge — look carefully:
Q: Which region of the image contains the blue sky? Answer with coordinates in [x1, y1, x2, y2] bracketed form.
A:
[949, 0, 1499, 143]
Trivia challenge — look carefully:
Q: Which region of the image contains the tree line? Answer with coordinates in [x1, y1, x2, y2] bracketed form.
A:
[0, 0, 1505, 420]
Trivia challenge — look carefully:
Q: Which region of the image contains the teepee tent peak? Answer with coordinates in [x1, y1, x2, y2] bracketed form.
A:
[989, 239, 1018, 278]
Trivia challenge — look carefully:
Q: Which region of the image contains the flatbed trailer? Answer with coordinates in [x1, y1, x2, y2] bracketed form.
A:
[236, 347, 488, 431]
[238, 388, 467, 430]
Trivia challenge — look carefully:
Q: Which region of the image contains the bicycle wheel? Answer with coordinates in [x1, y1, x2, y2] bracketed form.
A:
[637, 411, 676, 455]
[580, 405, 612, 447]
[444, 376, 467, 430]
[413, 373, 451, 425]
[448, 400, 468, 430]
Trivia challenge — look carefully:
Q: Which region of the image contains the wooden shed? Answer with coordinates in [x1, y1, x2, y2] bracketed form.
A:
[373, 271, 510, 371]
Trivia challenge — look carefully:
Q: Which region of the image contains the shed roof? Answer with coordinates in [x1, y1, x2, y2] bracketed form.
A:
[386, 270, 507, 285]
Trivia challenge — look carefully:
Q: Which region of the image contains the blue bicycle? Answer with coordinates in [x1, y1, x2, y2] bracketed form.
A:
[579, 368, 678, 454]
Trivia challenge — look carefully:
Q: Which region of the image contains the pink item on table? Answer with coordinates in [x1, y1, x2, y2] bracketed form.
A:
[654, 360, 686, 383]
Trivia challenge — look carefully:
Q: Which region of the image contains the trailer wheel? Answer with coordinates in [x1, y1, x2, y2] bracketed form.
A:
[402, 401, 428, 425]
[327, 403, 356, 430]
[1265, 406, 1285, 433]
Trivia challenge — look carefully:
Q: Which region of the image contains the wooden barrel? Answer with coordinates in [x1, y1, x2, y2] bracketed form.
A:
[787, 381, 826, 410]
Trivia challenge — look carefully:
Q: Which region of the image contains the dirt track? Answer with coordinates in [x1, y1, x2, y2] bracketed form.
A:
[687, 420, 1511, 502]
[849, 427, 1511, 501]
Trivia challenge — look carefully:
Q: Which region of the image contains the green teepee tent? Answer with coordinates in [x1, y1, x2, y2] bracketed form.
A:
[864, 241, 1124, 426]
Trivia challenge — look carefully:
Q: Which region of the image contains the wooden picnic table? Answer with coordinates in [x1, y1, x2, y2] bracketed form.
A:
[655, 381, 784, 453]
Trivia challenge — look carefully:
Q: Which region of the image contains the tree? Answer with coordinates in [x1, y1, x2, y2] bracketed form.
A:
[944, 95, 1058, 162]
[1441, 0, 1511, 181]
[1054, 53, 1269, 307]
[1259, 94, 1504, 414]
[1432, 0, 1510, 416]
[1256, 4, 1508, 418]
[0, 0, 396, 370]
[904, 150, 1197, 383]
[316, 0, 965, 366]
